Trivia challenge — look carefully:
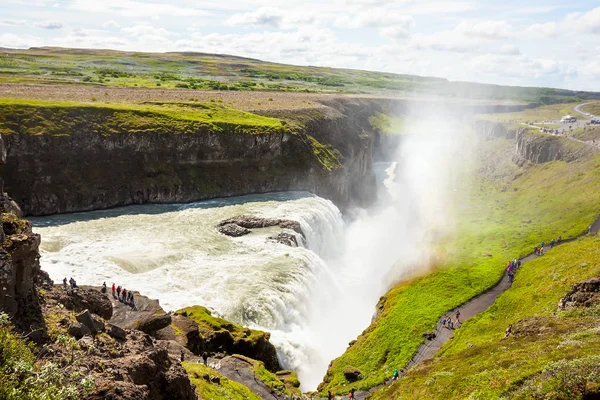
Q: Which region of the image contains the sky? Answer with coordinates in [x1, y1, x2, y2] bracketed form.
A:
[1, 0, 600, 91]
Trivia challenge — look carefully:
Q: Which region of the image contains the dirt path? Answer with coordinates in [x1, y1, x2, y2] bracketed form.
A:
[334, 215, 600, 400]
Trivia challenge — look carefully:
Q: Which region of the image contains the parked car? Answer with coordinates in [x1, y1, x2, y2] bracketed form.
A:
[560, 115, 577, 123]
[591, 118, 600, 125]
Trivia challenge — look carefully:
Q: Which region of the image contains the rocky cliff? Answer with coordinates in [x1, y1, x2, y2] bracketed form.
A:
[515, 128, 594, 164]
[0, 98, 387, 216]
[473, 120, 520, 140]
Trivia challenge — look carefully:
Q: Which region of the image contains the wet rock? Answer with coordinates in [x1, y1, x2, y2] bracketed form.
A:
[217, 223, 250, 237]
[138, 314, 172, 334]
[343, 366, 362, 382]
[268, 232, 299, 247]
[217, 215, 304, 239]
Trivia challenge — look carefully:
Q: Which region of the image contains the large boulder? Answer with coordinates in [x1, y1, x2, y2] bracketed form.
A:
[109, 291, 171, 334]
[217, 215, 304, 242]
[55, 288, 113, 320]
[76, 309, 104, 334]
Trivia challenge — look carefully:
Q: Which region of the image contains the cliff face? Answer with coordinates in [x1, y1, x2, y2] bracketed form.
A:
[473, 120, 520, 140]
[0, 98, 382, 216]
[515, 129, 593, 164]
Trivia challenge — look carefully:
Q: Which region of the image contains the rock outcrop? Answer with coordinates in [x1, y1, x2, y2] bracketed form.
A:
[108, 291, 172, 334]
[176, 305, 281, 372]
[217, 214, 303, 244]
[473, 120, 520, 140]
[515, 129, 593, 164]
[559, 277, 600, 309]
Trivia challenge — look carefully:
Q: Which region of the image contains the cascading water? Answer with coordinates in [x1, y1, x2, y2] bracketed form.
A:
[32, 191, 348, 389]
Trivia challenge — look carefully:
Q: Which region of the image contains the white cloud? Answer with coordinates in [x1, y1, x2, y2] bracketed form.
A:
[0, 33, 40, 48]
[335, 11, 414, 29]
[564, 6, 600, 34]
[103, 20, 120, 28]
[455, 20, 513, 39]
[121, 25, 172, 38]
[68, 0, 211, 18]
[228, 7, 284, 28]
[498, 44, 520, 55]
[34, 20, 63, 29]
[0, 19, 27, 26]
[380, 26, 412, 41]
[525, 22, 558, 39]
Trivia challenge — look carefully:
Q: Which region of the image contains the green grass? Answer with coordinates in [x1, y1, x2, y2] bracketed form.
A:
[476, 103, 581, 126]
[1, 47, 600, 102]
[319, 137, 600, 395]
[233, 355, 302, 398]
[0, 98, 288, 137]
[374, 234, 600, 399]
[582, 102, 600, 116]
[183, 362, 262, 400]
[369, 112, 407, 135]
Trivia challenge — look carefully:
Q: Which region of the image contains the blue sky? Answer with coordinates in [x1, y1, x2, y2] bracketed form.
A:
[1, 0, 600, 90]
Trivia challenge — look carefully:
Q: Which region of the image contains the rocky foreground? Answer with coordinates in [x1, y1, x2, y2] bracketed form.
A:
[0, 191, 304, 399]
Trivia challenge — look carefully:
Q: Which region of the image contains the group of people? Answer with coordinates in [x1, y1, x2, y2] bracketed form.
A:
[506, 258, 522, 282]
[111, 283, 136, 307]
[534, 236, 562, 256]
[62, 277, 79, 291]
[442, 309, 461, 329]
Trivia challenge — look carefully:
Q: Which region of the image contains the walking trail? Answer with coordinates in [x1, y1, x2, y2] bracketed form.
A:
[336, 215, 600, 400]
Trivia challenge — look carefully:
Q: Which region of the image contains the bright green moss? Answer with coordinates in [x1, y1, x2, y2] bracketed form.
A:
[183, 362, 261, 400]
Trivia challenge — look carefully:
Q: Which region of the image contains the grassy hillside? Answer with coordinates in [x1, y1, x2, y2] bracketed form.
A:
[1, 47, 600, 103]
[183, 362, 262, 400]
[375, 234, 600, 399]
[320, 135, 600, 395]
[0, 98, 289, 137]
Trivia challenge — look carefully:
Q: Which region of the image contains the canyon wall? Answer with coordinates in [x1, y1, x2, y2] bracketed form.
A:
[0, 98, 391, 216]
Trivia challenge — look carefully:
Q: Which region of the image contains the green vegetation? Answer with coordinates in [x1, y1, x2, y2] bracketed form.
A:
[0, 98, 288, 137]
[307, 135, 342, 171]
[183, 362, 261, 400]
[320, 136, 600, 394]
[369, 112, 406, 135]
[0, 313, 94, 400]
[476, 103, 581, 127]
[375, 235, 600, 399]
[233, 355, 302, 398]
[176, 305, 266, 344]
[582, 102, 600, 116]
[1, 48, 600, 102]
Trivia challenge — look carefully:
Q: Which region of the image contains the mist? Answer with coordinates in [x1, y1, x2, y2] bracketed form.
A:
[278, 102, 479, 390]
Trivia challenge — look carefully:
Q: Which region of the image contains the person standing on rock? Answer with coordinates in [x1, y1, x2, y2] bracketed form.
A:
[116, 286, 121, 300]
[63, 277, 68, 290]
[129, 292, 135, 308]
[101, 282, 107, 294]
[456, 310, 461, 323]
[328, 390, 335, 400]
[122, 288, 127, 303]
[112, 283, 116, 298]
[348, 388, 356, 399]
[202, 351, 208, 365]
[393, 369, 399, 380]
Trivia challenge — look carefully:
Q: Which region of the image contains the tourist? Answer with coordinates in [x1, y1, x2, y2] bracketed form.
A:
[539, 247, 544, 255]
[69, 277, 75, 289]
[328, 391, 334, 400]
[550, 239, 556, 248]
[448, 317, 454, 329]
[541, 241, 545, 249]
[62, 277, 68, 290]
[348, 388, 356, 399]
[122, 288, 127, 303]
[517, 260, 522, 268]
[455, 309, 461, 322]
[589, 225, 592, 234]
[202, 351, 209, 365]
[116, 286, 122, 299]
[129, 292, 135, 307]
[112, 283, 116, 297]
[181, 351, 185, 362]
[101, 282, 107, 294]
[393, 369, 399, 380]
[557, 236, 562, 244]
